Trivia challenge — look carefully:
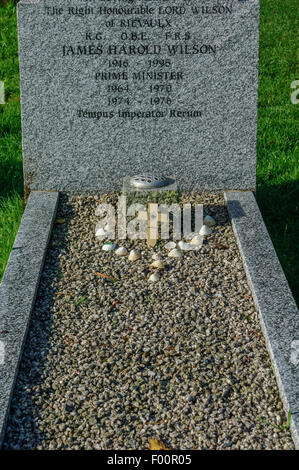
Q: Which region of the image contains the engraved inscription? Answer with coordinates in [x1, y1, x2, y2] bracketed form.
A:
[43, 1, 236, 120]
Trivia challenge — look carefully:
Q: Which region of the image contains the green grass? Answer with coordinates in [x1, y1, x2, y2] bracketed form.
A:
[256, 0, 298, 303]
[0, 0, 23, 278]
[0, 0, 298, 305]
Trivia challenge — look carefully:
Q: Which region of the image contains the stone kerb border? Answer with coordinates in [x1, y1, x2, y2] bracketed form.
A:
[225, 190, 299, 449]
[0, 191, 59, 447]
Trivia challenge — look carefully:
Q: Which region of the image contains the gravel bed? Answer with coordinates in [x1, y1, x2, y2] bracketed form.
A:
[3, 192, 294, 450]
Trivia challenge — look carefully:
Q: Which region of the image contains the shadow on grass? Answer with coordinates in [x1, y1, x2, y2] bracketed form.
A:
[256, 181, 299, 306]
[0, 155, 23, 280]
[0, 160, 23, 200]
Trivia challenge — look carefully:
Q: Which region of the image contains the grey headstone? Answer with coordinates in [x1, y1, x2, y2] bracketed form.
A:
[18, 0, 259, 193]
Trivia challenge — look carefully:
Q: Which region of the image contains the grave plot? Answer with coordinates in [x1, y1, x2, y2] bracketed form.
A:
[2, 192, 295, 450]
[0, 0, 298, 450]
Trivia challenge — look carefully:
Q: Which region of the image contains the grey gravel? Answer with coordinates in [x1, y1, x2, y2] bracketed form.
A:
[3, 192, 294, 450]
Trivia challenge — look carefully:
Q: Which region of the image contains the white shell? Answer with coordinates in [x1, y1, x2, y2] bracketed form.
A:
[128, 249, 141, 261]
[149, 272, 160, 282]
[102, 243, 117, 251]
[168, 248, 183, 258]
[96, 227, 108, 238]
[115, 246, 128, 256]
[152, 253, 163, 261]
[150, 260, 165, 269]
[199, 225, 212, 236]
[177, 241, 196, 251]
[203, 215, 216, 227]
[164, 241, 176, 250]
[190, 235, 203, 246]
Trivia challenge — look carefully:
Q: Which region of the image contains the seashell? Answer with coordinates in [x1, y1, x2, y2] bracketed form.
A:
[128, 249, 141, 261]
[190, 235, 203, 246]
[102, 243, 117, 251]
[203, 215, 216, 227]
[150, 260, 165, 269]
[149, 272, 160, 282]
[115, 246, 128, 256]
[152, 253, 163, 261]
[96, 227, 108, 238]
[168, 248, 183, 258]
[164, 241, 176, 250]
[199, 225, 212, 236]
[177, 241, 196, 251]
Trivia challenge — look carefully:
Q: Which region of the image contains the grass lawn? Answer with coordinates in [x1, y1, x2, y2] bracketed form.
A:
[256, 0, 298, 303]
[0, 0, 298, 304]
[0, 0, 23, 279]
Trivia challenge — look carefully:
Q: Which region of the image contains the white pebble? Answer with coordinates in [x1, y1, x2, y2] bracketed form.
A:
[102, 243, 117, 251]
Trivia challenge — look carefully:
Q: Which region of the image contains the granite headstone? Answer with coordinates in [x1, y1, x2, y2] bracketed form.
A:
[18, 0, 260, 193]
